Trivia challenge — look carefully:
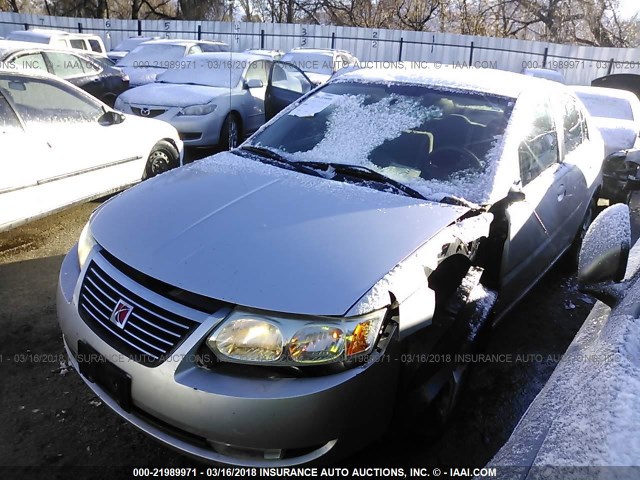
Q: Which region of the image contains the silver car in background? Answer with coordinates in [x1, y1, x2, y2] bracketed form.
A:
[58, 66, 607, 466]
[115, 39, 229, 87]
[115, 52, 273, 149]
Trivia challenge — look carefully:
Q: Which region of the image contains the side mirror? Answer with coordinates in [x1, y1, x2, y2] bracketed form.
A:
[245, 78, 263, 89]
[506, 183, 526, 203]
[99, 109, 125, 125]
[578, 204, 631, 303]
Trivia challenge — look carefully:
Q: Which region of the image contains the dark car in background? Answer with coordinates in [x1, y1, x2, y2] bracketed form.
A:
[0, 40, 128, 106]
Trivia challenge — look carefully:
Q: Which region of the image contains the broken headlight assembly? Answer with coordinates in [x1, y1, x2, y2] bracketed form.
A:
[206, 308, 387, 366]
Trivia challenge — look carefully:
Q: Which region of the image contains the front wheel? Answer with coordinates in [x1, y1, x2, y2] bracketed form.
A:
[220, 113, 241, 151]
[143, 140, 180, 179]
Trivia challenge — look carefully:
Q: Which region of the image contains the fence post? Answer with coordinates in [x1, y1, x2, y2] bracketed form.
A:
[608, 58, 615, 74]
[78, 22, 83, 33]
[542, 47, 548, 67]
[331, 32, 336, 49]
[137, 19, 142, 36]
[260, 29, 265, 49]
[398, 37, 404, 61]
[23, 23, 29, 30]
[469, 41, 474, 64]
[197, 25, 201, 40]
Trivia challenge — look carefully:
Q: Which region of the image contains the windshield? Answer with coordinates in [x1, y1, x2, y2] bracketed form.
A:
[117, 44, 186, 67]
[114, 38, 149, 52]
[157, 57, 244, 87]
[281, 52, 335, 75]
[249, 82, 513, 203]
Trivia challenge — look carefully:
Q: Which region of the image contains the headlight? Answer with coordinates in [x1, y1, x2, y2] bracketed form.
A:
[178, 102, 217, 116]
[77, 221, 97, 270]
[113, 96, 125, 111]
[207, 308, 386, 366]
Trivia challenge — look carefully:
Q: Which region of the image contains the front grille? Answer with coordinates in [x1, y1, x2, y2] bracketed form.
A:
[131, 107, 166, 118]
[78, 261, 199, 366]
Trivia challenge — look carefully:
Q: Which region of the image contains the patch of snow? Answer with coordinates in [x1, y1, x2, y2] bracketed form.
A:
[89, 400, 102, 407]
[288, 92, 339, 117]
[591, 117, 639, 155]
[578, 203, 631, 276]
[564, 300, 576, 310]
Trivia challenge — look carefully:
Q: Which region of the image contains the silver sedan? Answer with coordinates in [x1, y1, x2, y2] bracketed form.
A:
[58, 65, 608, 466]
[115, 52, 273, 149]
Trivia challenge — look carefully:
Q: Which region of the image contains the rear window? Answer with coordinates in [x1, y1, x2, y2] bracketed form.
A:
[88, 39, 103, 53]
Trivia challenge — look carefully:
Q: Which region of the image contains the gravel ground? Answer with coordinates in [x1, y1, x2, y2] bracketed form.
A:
[1, 192, 638, 479]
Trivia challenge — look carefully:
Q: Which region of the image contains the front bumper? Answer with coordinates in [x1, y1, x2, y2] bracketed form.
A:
[57, 246, 399, 466]
[121, 104, 225, 147]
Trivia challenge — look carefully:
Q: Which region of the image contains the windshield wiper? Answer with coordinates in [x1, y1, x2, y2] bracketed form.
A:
[297, 161, 426, 200]
[237, 146, 324, 178]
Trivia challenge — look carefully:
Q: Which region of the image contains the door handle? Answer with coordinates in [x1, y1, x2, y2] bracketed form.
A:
[557, 184, 566, 202]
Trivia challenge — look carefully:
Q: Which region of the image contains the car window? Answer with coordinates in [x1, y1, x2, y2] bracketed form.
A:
[52, 39, 67, 48]
[10, 52, 48, 73]
[0, 93, 23, 131]
[0, 75, 103, 124]
[563, 95, 589, 155]
[245, 60, 269, 84]
[69, 39, 87, 50]
[518, 101, 559, 186]
[271, 62, 311, 94]
[46, 52, 86, 78]
[88, 39, 102, 53]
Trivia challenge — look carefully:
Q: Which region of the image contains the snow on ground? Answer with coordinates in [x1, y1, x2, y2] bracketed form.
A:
[489, 228, 640, 474]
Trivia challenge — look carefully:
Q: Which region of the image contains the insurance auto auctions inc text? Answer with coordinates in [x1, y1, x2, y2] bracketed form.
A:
[204, 467, 498, 477]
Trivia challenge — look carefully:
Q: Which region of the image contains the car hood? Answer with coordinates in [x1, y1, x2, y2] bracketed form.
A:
[119, 66, 163, 86]
[592, 117, 639, 155]
[90, 152, 468, 316]
[118, 82, 229, 107]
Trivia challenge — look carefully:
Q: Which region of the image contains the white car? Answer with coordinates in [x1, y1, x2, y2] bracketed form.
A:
[7, 29, 107, 56]
[116, 39, 229, 87]
[521, 67, 566, 83]
[574, 85, 640, 155]
[0, 70, 183, 233]
[280, 48, 358, 85]
[107, 36, 160, 62]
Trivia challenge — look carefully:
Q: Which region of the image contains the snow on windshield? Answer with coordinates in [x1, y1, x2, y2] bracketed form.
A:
[117, 44, 186, 67]
[157, 58, 244, 88]
[250, 82, 512, 205]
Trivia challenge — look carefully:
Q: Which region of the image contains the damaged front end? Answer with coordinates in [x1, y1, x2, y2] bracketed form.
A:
[601, 148, 640, 204]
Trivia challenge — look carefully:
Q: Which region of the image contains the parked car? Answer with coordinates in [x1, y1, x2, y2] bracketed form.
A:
[0, 40, 129, 106]
[592, 73, 640, 100]
[573, 85, 640, 204]
[115, 52, 285, 149]
[56, 65, 617, 465]
[573, 85, 640, 155]
[116, 39, 229, 87]
[280, 47, 358, 85]
[487, 204, 639, 476]
[7, 29, 107, 56]
[244, 48, 284, 60]
[521, 67, 566, 83]
[0, 70, 183, 233]
[108, 36, 160, 62]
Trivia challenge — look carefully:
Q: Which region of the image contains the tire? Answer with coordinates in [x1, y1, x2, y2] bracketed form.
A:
[143, 140, 180, 179]
[220, 113, 241, 151]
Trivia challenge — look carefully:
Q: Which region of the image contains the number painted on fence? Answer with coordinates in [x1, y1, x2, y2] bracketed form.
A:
[39, 18, 45, 25]
[105, 20, 111, 29]
[301, 27, 307, 47]
[372, 31, 378, 48]
[164, 21, 171, 38]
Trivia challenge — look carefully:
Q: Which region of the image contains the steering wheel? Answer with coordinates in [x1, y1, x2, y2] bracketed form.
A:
[421, 146, 483, 180]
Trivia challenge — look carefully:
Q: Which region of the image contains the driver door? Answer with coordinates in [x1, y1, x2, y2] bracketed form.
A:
[498, 98, 573, 311]
[265, 61, 313, 121]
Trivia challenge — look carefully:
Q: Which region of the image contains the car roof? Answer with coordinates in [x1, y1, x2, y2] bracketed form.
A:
[9, 29, 101, 40]
[138, 39, 226, 47]
[287, 48, 349, 55]
[335, 63, 558, 99]
[0, 39, 99, 57]
[183, 52, 264, 62]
